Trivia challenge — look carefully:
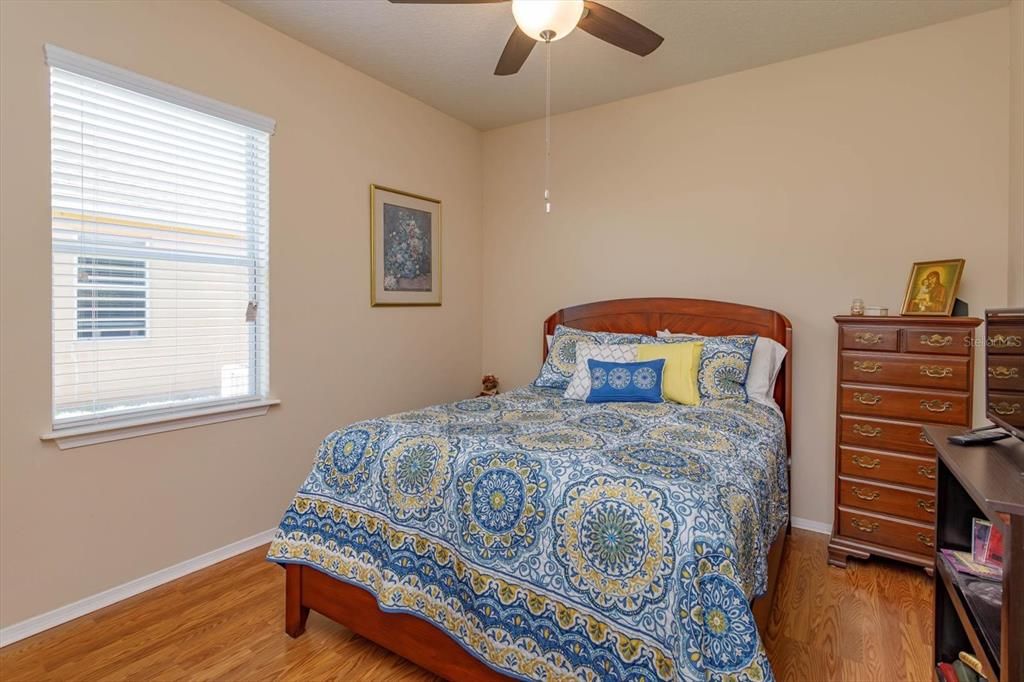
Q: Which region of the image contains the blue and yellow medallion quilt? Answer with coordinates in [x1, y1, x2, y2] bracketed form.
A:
[268, 387, 788, 681]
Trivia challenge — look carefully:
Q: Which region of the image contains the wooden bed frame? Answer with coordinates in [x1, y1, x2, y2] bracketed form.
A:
[284, 297, 793, 681]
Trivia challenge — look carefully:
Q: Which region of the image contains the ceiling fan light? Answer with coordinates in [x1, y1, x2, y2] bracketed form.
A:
[511, 0, 584, 42]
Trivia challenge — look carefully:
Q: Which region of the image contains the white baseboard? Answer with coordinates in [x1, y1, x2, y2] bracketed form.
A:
[0, 528, 277, 648]
[791, 516, 832, 535]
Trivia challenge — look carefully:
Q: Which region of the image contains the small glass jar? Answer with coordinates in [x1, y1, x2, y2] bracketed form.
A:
[850, 298, 865, 316]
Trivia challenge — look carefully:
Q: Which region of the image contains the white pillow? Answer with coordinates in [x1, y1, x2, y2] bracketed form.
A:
[657, 330, 787, 405]
[563, 342, 639, 400]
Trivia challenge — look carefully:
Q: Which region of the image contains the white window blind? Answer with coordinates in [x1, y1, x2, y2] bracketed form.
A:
[48, 47, 272, 429]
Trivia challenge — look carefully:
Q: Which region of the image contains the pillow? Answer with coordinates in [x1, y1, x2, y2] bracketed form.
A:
[586, 358, 665, 403]
[637, 341, 703, 405]
[564, 342, 639, 400]
[697, 336, 757, 401]
[534, 325, 646, 389]
[657, 330, 786, 404]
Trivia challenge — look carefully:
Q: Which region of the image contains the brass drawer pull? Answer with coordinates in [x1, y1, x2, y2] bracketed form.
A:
[920, 334, 952, 347]
[852, 424, 882, 437]
[917, 464, 936, 480]
[919, 432, 933, 445]
[989, 401, 1022, 416]
[850, 518, 879, 533]
[989, 334, 1023, 349]
[852, 454, 881, 469]
[854, 332, 884, 345]
[854, 361, 883, 374]
[916, 533, 934, 548]
[989, 366, 1020, 380]
[920, 365, 953, 378]
[854, 392, 882, 406]
[917, 499, 935, 514]
[851, 486, 880, 501]
[920, 399, 953, 413]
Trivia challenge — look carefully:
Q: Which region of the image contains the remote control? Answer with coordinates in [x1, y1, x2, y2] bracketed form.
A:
[947, 430, 1011, 446]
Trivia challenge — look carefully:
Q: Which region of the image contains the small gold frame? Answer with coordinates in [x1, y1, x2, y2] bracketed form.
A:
[370, 184, 442, 307]
[900, 258, 964, 316]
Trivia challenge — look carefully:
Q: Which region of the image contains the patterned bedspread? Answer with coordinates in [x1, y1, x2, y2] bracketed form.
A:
[268, 386, 788, 681]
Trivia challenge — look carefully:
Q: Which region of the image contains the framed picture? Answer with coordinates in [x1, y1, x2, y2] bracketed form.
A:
[370, 184, 441, 306]
[900, 258, 964, 316]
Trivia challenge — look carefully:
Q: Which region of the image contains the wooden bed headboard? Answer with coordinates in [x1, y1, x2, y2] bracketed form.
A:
[542, 297, 793, 450]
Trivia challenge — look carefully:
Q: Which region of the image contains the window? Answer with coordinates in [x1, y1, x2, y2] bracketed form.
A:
[77, 256, 147, 339]
[47, 45, 275, 429]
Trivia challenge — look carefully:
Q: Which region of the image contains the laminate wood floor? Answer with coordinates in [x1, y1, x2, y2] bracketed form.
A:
[0, 529, 933, 681]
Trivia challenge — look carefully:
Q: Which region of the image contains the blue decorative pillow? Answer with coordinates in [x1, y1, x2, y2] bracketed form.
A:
[696, 335, 757, 401]
[534, 325, 646, 389]
[586, 358, 665, 403]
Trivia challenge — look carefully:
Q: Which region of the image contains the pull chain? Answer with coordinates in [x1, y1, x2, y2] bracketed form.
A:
[544, 38, 551, 214]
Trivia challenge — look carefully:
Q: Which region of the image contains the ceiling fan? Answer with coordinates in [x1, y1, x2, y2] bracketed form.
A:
[388, 0, 664, 75]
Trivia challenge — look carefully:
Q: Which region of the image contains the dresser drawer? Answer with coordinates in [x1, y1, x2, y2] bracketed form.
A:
[987, 392, 1024, 428]
[987, 356, 1024, 392]
[839, 446, 936, 488]
[839, 384, 967, 425]
[840, 352, 970, 391]
[987, 324, 1024, 354]
[902, 328, 971, 356]
[838, 477, 936, 522]
[841, 326, 899, 352]
[839, 415, 936, 455]
[837, 508, 935, 556]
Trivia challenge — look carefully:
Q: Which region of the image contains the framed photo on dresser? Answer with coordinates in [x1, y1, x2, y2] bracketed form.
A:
[370, 184, 441, 307]
[900, 258, 964, 316]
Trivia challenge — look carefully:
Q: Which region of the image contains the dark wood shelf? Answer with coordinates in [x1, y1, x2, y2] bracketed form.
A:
[925, 425, 1024, 519]
[927, 424, 1024, 682]
[935, 553, 1001, 680]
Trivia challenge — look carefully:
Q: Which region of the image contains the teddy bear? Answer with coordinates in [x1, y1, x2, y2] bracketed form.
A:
[478, 374, 499, 397]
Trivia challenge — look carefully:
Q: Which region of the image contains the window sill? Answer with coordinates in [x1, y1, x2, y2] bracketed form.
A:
[40, 399, 281, 450]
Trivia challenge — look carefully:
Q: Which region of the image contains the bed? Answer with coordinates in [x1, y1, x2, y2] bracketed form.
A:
[269, 297, 793, 681]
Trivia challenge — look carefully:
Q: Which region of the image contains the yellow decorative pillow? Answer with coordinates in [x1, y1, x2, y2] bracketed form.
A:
[637, 341, 703, 405]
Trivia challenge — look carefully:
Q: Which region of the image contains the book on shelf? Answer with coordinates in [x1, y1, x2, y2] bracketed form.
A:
[937, 659, 988, 682]
[953, 659, 980, 682]
[937, 661, 959, 682]
[940, 548, 1003, 581]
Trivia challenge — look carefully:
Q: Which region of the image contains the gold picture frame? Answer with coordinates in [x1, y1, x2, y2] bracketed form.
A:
[900, 258, 964, 316]
[370, 184, 442, 307]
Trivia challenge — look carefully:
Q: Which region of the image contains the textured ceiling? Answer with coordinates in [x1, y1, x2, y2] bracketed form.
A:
[225, 0, 1007, 130]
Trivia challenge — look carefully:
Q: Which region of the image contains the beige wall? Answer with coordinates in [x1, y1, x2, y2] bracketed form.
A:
[0, 0, 482, 628]
[481, 9, 1011, 527]
[1012, 0, 1024, 306]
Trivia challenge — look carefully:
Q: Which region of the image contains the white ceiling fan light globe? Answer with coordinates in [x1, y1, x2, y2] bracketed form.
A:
[511, 0, 585, 42]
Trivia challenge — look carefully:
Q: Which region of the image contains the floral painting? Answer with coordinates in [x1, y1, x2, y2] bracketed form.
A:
[382, 203, 432, 292]
[371, 185, 441, 306]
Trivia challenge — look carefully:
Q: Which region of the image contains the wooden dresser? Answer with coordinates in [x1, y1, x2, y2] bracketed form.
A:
[828, 315, 982, 572]
[986, 309, 1024, 431]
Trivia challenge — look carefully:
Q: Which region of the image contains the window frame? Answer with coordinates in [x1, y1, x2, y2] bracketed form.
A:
[43, 45, 277, 446]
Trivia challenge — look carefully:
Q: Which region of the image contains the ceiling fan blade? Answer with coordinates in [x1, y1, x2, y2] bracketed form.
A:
[388, 0, 506, 4]
[494, 26, 536, 76]
[578, 1, 663, 57]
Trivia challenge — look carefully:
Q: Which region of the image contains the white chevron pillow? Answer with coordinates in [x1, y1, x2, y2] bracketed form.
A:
[563, 342, 640, 400]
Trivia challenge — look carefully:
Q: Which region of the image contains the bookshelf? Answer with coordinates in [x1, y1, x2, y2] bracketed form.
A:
[926, 424, 1024, 682]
